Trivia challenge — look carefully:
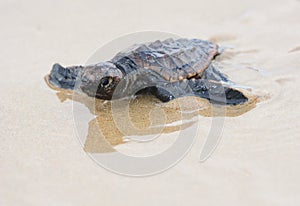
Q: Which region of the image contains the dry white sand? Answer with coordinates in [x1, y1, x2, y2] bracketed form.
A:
[1, 0, 300, 205]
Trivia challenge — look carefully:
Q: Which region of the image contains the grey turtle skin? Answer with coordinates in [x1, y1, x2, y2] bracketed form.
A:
[48, 38, 248, 105]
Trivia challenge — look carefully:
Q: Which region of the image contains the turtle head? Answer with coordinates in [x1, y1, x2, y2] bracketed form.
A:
[49, 63, 83, 90]
[80, 62, 124, 99]
[48, 62, 124, 100]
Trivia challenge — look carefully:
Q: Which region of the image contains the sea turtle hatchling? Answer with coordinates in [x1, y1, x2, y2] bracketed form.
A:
[47, 38, 248, 105]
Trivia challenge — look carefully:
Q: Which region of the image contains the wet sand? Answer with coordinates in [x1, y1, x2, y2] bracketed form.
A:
[1, 0, 300, 205]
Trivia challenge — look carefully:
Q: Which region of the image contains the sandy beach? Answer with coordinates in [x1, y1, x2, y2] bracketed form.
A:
[1, 0, 300, 205]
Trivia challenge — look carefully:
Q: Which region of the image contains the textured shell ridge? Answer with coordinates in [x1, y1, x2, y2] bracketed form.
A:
[111, 38, 219, 81]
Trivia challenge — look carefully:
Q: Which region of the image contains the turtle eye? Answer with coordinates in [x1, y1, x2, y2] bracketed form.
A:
[100, 77, 110, 87]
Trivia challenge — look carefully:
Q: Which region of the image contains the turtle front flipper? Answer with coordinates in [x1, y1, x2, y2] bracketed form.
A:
[194, 64, 248, 105]
[149, 78, 247, 105]
[148, 87, 176, 102]
[188, 78, 248, 105]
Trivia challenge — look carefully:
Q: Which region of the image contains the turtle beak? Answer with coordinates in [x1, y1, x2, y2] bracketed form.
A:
[49, 63, 81, 89]
[52, 63, 66, 77]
